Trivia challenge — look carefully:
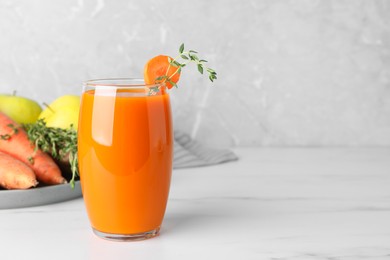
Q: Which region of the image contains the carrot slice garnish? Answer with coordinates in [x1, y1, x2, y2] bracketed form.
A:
[143, 44, 217, 91]
[144, 55, 181, 89]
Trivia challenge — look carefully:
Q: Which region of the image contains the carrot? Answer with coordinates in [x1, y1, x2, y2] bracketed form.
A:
[0, 112, 66, 185]
[0, 151, 38, 189]
[144, 55, 181, 89]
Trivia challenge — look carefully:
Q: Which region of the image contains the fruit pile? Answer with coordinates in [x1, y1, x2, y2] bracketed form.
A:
[0, 94, 80, 190]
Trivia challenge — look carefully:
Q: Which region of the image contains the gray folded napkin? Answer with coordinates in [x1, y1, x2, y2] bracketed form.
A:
[173, 131, 238, 169]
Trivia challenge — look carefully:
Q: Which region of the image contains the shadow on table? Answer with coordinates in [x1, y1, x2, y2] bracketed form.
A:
[162, 195, 265, 237]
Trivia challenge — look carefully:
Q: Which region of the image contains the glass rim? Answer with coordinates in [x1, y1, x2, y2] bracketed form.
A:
[83, 78, 162, 89]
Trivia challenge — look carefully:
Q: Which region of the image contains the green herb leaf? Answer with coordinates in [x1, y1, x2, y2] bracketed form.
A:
[0, 134, 11, 140]
[197, 64, 204, 74]
[189, 53, 199, 61]
[170, 60, 181, 67]
[155, 75, 166, 81]
[179, 43, 185, 54]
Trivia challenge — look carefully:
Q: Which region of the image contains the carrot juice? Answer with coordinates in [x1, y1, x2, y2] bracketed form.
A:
[77, 79, 173, 241]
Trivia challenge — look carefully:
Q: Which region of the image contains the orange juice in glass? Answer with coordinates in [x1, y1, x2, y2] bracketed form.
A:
[78, 79, 173, 241]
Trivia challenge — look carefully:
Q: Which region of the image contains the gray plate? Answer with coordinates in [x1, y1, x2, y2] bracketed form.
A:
[0, 181, 82, 209]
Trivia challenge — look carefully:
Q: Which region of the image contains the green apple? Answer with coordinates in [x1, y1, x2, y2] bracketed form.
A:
[0, 94, 42, 124]
[39, 95, 80, 129]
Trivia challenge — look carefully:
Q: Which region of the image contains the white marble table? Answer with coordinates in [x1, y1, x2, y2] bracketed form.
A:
[1, 148, 389, 260]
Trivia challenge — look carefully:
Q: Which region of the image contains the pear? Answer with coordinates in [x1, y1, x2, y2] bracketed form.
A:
[39, 95, 80, 129]
[0, 94, 42, 124]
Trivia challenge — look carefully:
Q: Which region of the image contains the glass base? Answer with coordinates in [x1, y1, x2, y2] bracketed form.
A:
[92, 227, 160, 242]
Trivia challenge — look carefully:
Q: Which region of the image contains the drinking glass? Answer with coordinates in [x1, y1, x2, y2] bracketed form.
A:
[77, 78, 173, 241]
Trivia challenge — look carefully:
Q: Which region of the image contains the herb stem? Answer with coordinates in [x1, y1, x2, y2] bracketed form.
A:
[163, 44, 217, 87]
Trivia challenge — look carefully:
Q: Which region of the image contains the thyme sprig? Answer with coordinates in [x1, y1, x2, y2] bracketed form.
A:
[24, 119, 79, 188]
[155, 43, 217, 89]
[178, 43, 217, 82]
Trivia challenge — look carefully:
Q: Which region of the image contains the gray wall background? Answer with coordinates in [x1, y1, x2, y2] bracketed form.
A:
[1, 0, 390, 147]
